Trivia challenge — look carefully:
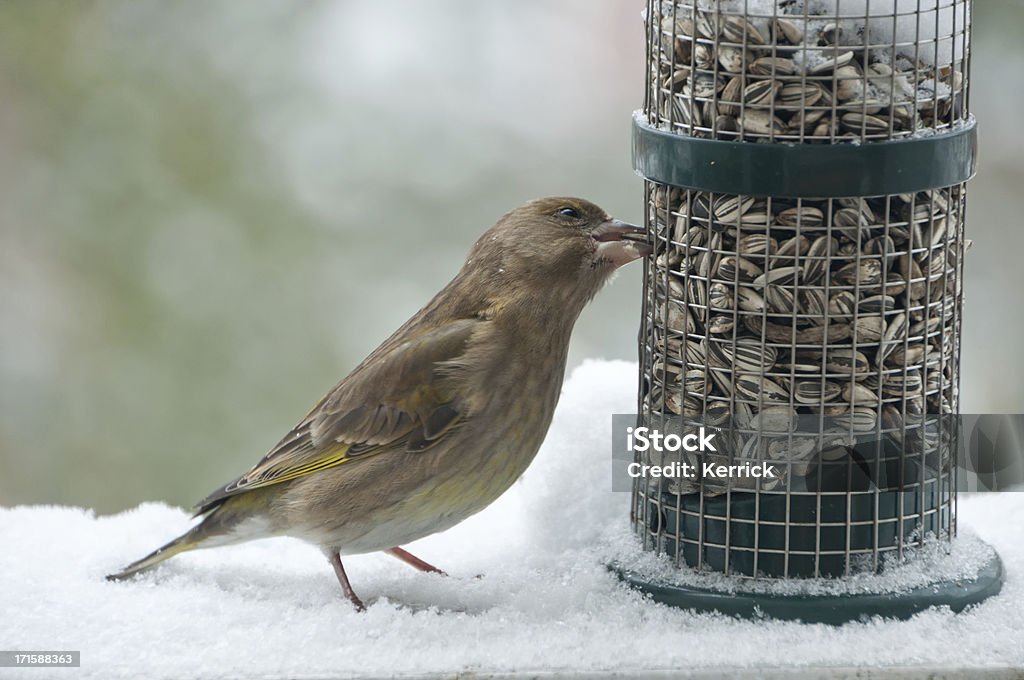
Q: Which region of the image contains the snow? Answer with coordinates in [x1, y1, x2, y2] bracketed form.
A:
[815, 0, 969, 68]
[3, 359, 1024, 679]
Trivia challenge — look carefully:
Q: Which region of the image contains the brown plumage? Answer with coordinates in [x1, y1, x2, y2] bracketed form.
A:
[107, 197, 650, 610]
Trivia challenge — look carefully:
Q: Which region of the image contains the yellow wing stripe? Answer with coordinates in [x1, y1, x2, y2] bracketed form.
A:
[234, 444, 362, 490]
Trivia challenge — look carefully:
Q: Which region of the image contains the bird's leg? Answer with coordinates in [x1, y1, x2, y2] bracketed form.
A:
[327, 551, 366, 612]
[386, 547, 448, 576]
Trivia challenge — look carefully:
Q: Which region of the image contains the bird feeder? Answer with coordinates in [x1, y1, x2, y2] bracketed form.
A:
[619, 0, 1003, 623]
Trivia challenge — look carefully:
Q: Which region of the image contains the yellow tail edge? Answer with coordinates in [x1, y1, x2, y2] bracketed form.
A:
[105, 532, 198, 581]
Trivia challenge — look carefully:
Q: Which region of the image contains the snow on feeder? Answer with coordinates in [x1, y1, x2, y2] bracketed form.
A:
[620, 0, 1003, 623]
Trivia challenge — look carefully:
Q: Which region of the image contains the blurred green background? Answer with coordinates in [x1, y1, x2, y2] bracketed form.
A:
[1, 1, 1022, 513]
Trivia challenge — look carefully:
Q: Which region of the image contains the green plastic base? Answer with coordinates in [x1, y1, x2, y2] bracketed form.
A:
[645, 476, 949, 578]
[611, 548, 1003, 625]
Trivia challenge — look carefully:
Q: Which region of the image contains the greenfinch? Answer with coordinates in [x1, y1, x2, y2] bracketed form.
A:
[107, 196, 649, 610]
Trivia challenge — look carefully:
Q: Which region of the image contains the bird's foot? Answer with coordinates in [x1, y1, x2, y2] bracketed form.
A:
[386, 547, 448, 576]
[348, 593, 367, 612]
[327, 551, 367, 612]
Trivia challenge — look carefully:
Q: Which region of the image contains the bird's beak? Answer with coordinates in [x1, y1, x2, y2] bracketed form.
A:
[590, 219, 652, 266]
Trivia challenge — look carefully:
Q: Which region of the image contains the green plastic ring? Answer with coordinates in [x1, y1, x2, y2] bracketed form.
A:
[632, 113, 978, 199]
[610, 550, 1003, 625]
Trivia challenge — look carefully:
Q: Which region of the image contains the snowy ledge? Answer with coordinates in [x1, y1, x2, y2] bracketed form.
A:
[2, 360, 1023, 679]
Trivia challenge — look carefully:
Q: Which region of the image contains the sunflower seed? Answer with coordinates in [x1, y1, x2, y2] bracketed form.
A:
[795, 380, 841, 403]
[738, 202, 772, 227]
[878, 312, 908, 362]
[744, 80, 781, 107]
[775, 359, 823, 373]
[718, 337, 779, 372]
[833, 207, 872, 241]
[864, 234, 898, 261]
[663, 67, 691, 90]
[833, 64, 864, 101]
[714, 195, 756, 223]
[723, 15, 767, 45]
[834, 406, 878, 432]
[802, 236, 836, 282]
[818, 22, 842, 46]
[746, 316, 853, 344]
[705, 400, 731, 425]
[694, 11, 720, 40]
[793, 295, 824, 326]
[750, 56, 797, 77]
[718, 45, 749, 73]
[769, 437, 817, 462]
[777, 82, 824, 109]
[684, 339, 705, 367]
[709, 365, 734, 395]
[841, 111, 889, 134]
[753, 266, 801, 287]
[826, 348, 870, 375]
[882, 273, 907, 296]
[808, 50, 854, 75]
[750, 405, 799, 434]
[858, 295, 896, 313]
[736, 374, 790, 403]
[835, 259, 883, 287]
[683, 368, 709, 396]
[717, 255, 763, 282]
[843, 381, 880, 407]
[882, 370, 924, 398]
[885, 344, 926, 366]
[854, 315, 885, 343]
[653, 359, 683, 382]
[667, 303, 696, 334]
[770, 235, 811, 268]
[689, 72, 722, 99]
[735, 287, 766, 313]
[788, 108, 827, 131]
[738, 109, 786, 135]
[674, 223, 707, 248]
[828, 291, 857, 321]
[738, 233, 777, 258]
[718, 76, 744, 116]
[708, 282, 734, 310]
[899, 255, 927, 300]
[687, 278, 708, 315]
[690, 41, 714, 69]
[708, 315, 735, 334]
[773, 18, 803, 45]
[776, 206, 824, 228]
[765, 285, 797, 315]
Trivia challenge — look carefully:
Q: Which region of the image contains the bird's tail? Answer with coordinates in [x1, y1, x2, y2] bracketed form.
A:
[107, 489, 279, 581]
[105, 528, 203, 581]
[106, 500, 252, 581]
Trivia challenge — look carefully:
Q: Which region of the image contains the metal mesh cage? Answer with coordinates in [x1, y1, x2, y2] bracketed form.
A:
[648, 1, 971, 142]
[633, 0, 973, 580]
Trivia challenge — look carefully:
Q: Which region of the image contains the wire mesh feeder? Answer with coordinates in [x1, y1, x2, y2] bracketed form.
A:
[618, 0, 1003, 623]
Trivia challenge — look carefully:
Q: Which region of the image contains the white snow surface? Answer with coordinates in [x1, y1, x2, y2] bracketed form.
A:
[3, 360, 1023, 679]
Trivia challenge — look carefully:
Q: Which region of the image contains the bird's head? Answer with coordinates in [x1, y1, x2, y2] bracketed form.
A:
[462, 197, 651, 305]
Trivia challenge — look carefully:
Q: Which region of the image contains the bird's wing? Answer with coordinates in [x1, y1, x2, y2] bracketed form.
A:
[193, 317, 481, 514]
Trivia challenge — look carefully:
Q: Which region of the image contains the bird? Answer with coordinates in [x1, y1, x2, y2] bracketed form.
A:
[107, 196, 650, 610]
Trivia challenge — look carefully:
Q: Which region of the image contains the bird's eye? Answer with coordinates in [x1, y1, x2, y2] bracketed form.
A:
[557, 207, 580, 219]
